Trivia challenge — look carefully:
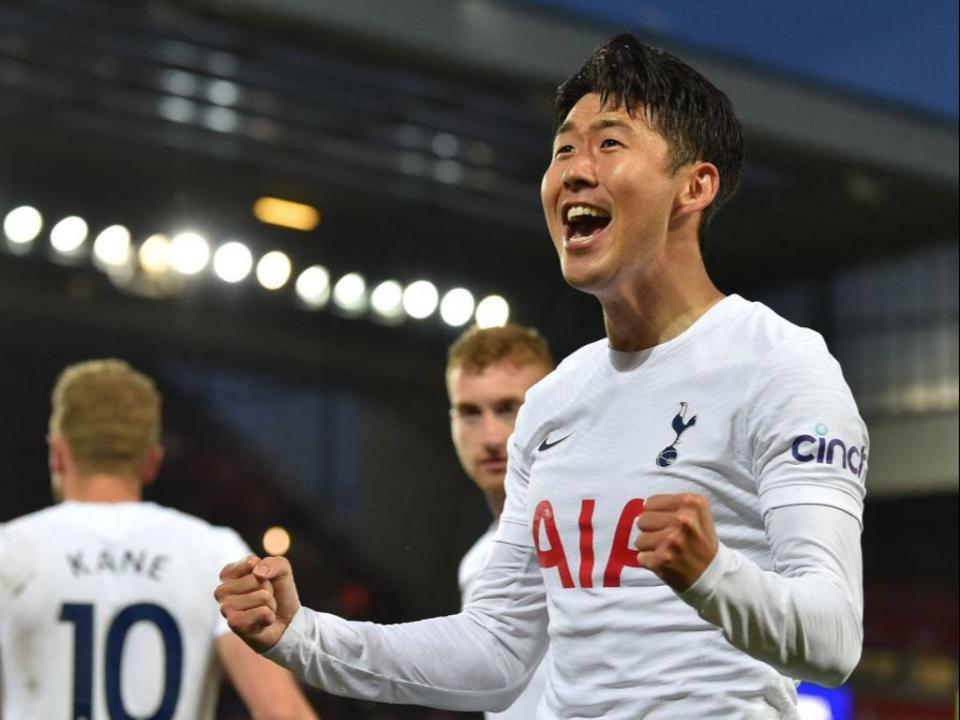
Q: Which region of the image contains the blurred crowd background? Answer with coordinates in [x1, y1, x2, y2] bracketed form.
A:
[0, 1, 956, 718]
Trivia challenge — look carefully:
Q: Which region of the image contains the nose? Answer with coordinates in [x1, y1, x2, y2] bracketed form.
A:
[480, 412, 511, 450]
[561, 150, 598, 191]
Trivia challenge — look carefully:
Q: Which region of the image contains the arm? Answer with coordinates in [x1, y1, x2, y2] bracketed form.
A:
[218, 540, 548, 711]
[216, 632, 320, 720]
[679, 503, 863, 685]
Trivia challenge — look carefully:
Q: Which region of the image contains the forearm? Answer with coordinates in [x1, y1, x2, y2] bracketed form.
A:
[265, 542, 548, 711]
[680, 505, 863, 685]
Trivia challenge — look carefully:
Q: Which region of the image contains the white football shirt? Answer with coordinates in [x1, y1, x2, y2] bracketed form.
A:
[496, 293, 867, 717]
[265, 295, 867, 718]
[0, 501, 250, 720]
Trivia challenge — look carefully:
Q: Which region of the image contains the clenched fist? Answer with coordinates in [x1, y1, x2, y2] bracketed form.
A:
[215, 555, 302, 653]
[635, 493, 719, 592]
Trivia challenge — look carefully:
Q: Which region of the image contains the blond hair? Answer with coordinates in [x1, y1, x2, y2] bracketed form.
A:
[447, 324, 554, 378]
[49, 359, 161, 478]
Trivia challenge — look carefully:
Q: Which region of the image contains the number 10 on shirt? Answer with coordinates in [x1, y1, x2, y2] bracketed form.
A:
[59, 602, 183, 720]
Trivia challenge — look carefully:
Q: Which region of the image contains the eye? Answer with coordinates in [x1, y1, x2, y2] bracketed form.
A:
[554, 144, 574, 158]
[600, 138, 623, 149]
[452, 406, 481, 423]
[494, 402, 521, 422]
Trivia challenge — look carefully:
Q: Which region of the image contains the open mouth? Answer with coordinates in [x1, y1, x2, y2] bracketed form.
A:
[563, 204, 611, 245]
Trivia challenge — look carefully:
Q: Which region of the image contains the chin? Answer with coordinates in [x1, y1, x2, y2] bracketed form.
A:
[476, 473, 506, 492]
[561, 265, 605, 295]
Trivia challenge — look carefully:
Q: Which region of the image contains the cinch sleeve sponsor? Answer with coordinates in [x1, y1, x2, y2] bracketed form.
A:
[746, 336, 868, 523]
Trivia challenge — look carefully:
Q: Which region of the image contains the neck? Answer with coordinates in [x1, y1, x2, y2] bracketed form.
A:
[600, 233, 723, 351]
[64, 473, 143, 503]
[485, 488, 506, 520]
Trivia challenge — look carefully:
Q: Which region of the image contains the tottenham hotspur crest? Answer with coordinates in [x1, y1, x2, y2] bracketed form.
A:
[656, 402, 697, 467]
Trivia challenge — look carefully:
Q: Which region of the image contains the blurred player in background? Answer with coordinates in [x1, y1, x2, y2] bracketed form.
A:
[447, 324, 554, 718]
[217, 33, 867, 718]
[0, 359, 318, 720]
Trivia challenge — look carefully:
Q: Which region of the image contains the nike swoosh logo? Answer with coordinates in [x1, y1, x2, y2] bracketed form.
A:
[538, 433, 572, 452]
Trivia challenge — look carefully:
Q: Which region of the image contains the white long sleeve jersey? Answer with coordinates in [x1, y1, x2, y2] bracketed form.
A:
[268, 295, 867, 719]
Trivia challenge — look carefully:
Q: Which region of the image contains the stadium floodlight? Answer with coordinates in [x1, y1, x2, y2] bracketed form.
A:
[203, 106, 238, 134]
[212, 241, 252, 283]
[207, 79, 239, 106]
[262, 526, 291, 556]
[50, 216, 88, 255]
[295, 265, 331, 308]
[370, 280, 404, 321]
[256, 250, 292, 290]
[440, 288, 475, 327]
[4, 206, 43, 246]
[432, 132, 459, 158]
[139, 234, 171, 275]
[332, 272, 367, 314]
[169, 231, 210, 275]
[402, 279, 439, 320]
[475, 295, 510, 328]
[92, 225, 131, 268]
[161, 69, 197, 97]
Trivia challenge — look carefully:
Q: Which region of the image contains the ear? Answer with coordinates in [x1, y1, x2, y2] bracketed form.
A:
[141, 445, 164, 487]
[48, 434, 68, 474]
[672, 161, 720, 220]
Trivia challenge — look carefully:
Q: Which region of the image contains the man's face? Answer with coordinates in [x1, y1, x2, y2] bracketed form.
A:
[448, 360, 549, 497]
[540, 93, 684, 298]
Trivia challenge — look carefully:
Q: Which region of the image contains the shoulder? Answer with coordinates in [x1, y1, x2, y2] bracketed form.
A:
[513, 338, 606, 447]
[726, 296, 829, 361]
[143, 504, 250, 556]
[714, 298, 843, 390]
[0, 505, 68, 539]
[523, 338, 607, 411]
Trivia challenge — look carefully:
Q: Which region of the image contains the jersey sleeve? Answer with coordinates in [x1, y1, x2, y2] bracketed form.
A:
[680, 503, 863, 685]
[264, 538, 549, 711]
[744, 335, 868, 522]
[210, 526, 253, 639]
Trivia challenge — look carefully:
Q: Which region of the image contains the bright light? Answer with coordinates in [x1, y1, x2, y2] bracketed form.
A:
[139, 234, 171, 275]
[295, 265, 331, 308]
[370, 280, 404, 320]
[169, 231, 210, 275]
[440, 288, 475, 327]
[4, 206, 43, 245]
[158, 97, 195, 123]
[332, 272, 367, 313]
[475, 295, 510, 328]
[162, 69, 197, 96]
[256, 250, 292, 290]
[253, 197, 320, 231]
[92, 225, 131, 267]
[432, 132, 459, 157]
[50, 216, 88, 254]
[207, 79, 239, 106]
[213, 241, 253, 283]
[204, 106, 238, 133]
[402, 280, 438, 319]
[262, 526, 291, 556]
[797, 696, 833, 720]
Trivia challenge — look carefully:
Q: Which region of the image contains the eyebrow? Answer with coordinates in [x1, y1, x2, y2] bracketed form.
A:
[554, 117, 636, 138]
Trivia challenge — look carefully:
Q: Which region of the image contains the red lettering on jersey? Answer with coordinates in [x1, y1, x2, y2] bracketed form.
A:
[533, 500, 574, 588]
[578, 499, 595, 588]
[603, 498, 646, 587]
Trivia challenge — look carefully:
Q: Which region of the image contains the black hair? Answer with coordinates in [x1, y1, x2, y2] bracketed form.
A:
[554, 33, 744, 232]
